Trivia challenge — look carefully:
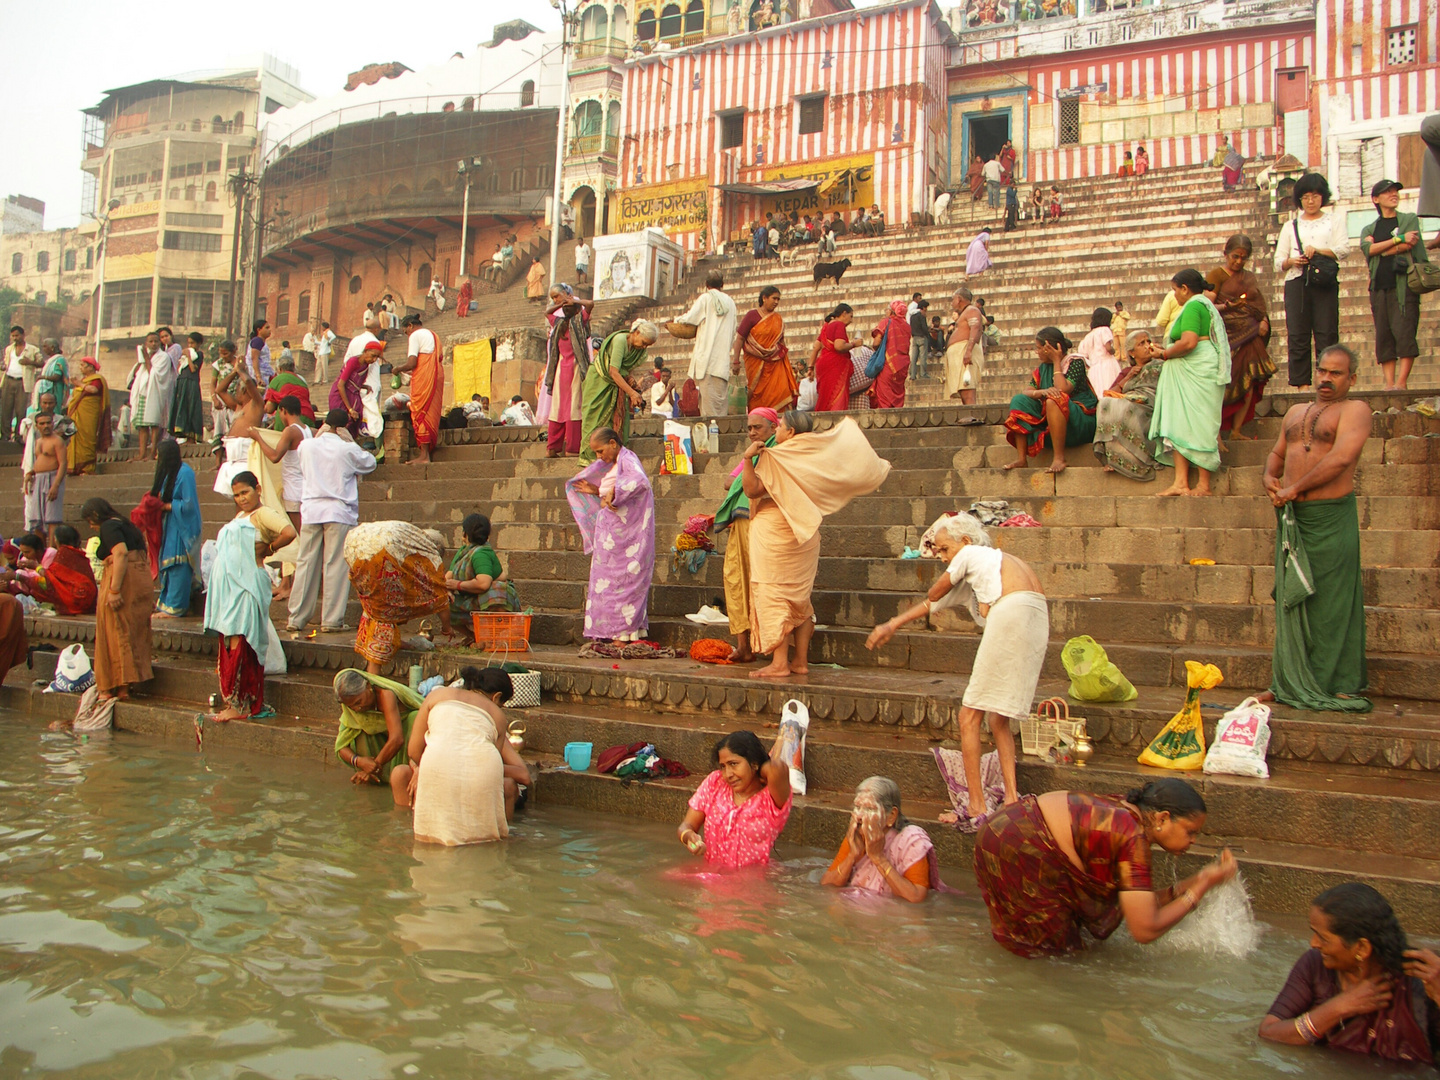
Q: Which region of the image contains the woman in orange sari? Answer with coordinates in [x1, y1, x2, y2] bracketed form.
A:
[1205, 233, 1275, 440]
[393, 314, 443, 464]
[869, 300, 912, 410]
[66, 356, 110, 476]
[967, 154, 984, 201]
[736, 286, 796, 412]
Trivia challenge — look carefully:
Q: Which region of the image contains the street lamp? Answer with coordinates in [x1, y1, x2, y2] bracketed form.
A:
[548, 0, 577, 283]
[90, 197, 123, 361]
[457, 156, 483, 281]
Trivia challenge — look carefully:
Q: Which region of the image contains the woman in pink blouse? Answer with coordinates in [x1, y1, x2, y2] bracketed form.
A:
[678, 730, 792, 869]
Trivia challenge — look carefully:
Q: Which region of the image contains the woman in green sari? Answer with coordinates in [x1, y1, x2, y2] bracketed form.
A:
[579, 319, 658, 463]
[1150, 269, 1230, 498]
[446, 512, 520, 641]
[333, 667, 423, 805]
[1003, 326, 1098, 475]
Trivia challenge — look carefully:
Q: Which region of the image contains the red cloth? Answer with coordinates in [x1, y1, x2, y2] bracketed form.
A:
[456, 280, 473, 318]
[129, 494, 164, 580]
[868, 314, 911, 410]
[815, 320, 852, 412]
[47, 546, 98, 615]
[263, 381, 317, 423]
[0, 595, 27, 684]
[216, 636, 265, 717]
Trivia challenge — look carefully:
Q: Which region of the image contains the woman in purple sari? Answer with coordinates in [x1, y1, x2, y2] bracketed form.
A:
[565, 427, 655, 642]
[329, 340, 383, 437]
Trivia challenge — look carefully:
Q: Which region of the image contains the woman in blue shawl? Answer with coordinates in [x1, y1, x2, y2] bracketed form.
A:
[152, 440, 202, 617]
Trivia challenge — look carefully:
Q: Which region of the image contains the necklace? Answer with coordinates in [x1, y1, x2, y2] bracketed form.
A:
[1302, 401, 1335, 450]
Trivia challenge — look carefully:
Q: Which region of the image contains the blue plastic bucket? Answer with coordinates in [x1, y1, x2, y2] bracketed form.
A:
[563, 742, 593, 771]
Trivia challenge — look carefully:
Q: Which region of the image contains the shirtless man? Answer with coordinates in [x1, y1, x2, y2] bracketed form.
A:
[948, 286, 983, 404]
[25, 413, 67, 545]
[1260, 344, 1373, 711]
[251, 395, 311, 600]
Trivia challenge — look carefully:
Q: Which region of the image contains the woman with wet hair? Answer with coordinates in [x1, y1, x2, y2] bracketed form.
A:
[972, 777, 1237, 957]
[677, 730, 792, 869]
[1261, 882, 1440, 1062]
[821, 776, 942, 901]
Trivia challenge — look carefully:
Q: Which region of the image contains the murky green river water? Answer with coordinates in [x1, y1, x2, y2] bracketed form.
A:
[0, 717, 1399, 1079]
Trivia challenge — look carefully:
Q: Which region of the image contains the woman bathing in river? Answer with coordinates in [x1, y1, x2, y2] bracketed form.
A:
[678, 731, 792, 869]
[821, 777, 942, 901]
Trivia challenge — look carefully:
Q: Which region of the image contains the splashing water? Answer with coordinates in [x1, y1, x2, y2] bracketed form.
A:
[1159, 873, 1265, 958]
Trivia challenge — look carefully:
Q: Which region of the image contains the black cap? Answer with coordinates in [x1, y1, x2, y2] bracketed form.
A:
[1370, 178, 1403, 197]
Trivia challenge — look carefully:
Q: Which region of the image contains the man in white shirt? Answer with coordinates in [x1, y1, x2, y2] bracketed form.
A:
[983, 155, 1003, 209]
[287, 408, 377, 634]
[649, 368, 673, 417]
[796, 361, 818, 412]
[672, 271, 738, 416]
[3, 326, 41, 443]
[575, 238, 592, 285]
[427, 277, 447, 313]
[313, 322, 335, 382]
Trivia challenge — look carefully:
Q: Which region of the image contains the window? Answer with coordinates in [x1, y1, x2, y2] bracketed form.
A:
[511, 167, 524, 192]
[537, 163, 554, 187]
[683, 0, 704, 33]
[798, 95, 826, 135]
[64, 250, 75, 271]
[10, 253, 20, 273]
[205, 182, 218, 202]
[606, 100, 622, 153]
[1059, 98, 1080, 145]
[659, 3, 682, 37]
[349, 275, 362, 294]
[581, 3, 609, 41]
[85, 247, 93, 270]
[156, 278, 230, 326]
[416, 263, 432, 291]
[637, 8, 657, 40]
[36, 252, 49, 273]
[162, 230, 224, 252]
[101, 277, 153, 329]
[206, 158, 221, 173]
[573, 100, 604, 151]
[521, 80, 535, 107]
[256, 297, 267, 322]
[34, 292, 46, 305]
[276, 295, 290, 326]
[485, 172, 501, 193]
[279, 271, 290, 289]
[166, 212, 224, 227]
[185, 184, 196, 201]
[297, 291, 311, 326]
[1387, 26, 1417, 67]
[720, 111, 745, 149]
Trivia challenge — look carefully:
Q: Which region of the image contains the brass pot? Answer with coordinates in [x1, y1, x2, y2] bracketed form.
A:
[507, 719, 527, 753]
[1073, 722, 1094, 767]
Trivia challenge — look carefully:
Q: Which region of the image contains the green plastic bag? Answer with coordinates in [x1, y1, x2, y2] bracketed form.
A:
[1062, 636, 1138, 703]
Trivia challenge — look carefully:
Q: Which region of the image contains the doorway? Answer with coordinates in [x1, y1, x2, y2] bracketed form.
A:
[574, 186, 598, 240]
[965, 112, 1011, 169]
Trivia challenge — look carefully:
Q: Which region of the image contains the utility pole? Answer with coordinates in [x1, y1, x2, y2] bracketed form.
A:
[458, 163, 473, 280]
[548, 0, 573, 284]
[226, 165, 248, 340]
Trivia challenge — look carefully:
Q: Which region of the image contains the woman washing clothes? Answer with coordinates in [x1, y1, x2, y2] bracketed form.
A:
[333, 667, 423, 804]
[1261, 882, 1440, 1063]
[343, 521, 456, 673]
[566, 427, 655, 643]
[821, 777, 943, 901]
[677, 730, 792, 869]
[866, 512, 1045, 825]
[973, 778, 1238, 958]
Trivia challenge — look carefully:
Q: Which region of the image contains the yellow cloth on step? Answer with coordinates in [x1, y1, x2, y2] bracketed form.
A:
[451, 339, 492, 405]
[1137, 660, 1223, 771]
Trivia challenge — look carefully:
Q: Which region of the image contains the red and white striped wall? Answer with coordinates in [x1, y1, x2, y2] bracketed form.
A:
[619, 0, 950, 249]
[1314, 0, 1439, 124]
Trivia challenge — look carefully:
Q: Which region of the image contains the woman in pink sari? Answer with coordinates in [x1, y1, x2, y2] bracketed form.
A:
[565, 427, 655, 642]
[544, 284, 593, 457]
[822, 776, 942, 901]
[869, 300, 912, 410]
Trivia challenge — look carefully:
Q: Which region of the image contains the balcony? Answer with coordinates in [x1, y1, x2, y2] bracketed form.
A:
[568, 134, 621, 158]
[574, 39, 628, 63]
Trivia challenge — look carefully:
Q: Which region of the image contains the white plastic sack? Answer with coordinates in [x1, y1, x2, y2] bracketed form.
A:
[200, 539, 218, 589]
[262, 619, 288, 676]
[1202, 696, 1272, 778]
[46, 643, 94, 694]
[777, 699, 810, 796]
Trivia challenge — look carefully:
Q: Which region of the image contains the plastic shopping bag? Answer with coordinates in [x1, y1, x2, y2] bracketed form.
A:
[1203, 697, 1272, 778]
[662, 420, 695, 475]
[1062, 636, 1138, 702]
[1137, 661, 1223, 771]
[46, 644, 95, 694]
[777, 699, 810, 796]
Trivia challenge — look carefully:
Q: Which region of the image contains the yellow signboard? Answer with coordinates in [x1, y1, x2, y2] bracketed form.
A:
[759, 153, 875, 217]
[110, 200, 161, 220]
[616, 178, 708, 234]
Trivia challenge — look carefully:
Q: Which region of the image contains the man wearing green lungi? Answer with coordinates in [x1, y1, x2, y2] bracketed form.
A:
[1260, 344, 1373, 712]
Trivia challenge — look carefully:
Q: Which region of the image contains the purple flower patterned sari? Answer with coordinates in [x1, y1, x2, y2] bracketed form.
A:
[565, 447, 655, 640]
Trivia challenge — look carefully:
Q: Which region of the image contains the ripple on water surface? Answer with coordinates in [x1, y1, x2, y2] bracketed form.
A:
[0, 717, 1390, 1079]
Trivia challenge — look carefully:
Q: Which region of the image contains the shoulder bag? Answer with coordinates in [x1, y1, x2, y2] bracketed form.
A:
[863, 324, 890, 381]
[1295, 219, 1340, 291]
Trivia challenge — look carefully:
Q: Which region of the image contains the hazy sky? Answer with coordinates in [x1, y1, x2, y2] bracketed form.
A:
[0, 2, 571, 231]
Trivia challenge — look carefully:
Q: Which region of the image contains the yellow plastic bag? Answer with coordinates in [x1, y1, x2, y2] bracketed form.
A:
[1062, 636, 1139, 703]
[1137, 661, 1223, 770]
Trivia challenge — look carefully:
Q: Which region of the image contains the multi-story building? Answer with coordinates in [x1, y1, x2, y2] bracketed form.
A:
[0, 223, 99, 308]
[615, 0, 954, 251]
[80, 57, 310, 376]
[1, 196, 45, 235]
[254, 22, 564, 340]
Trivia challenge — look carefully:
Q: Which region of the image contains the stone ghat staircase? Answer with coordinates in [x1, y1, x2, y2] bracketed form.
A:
[637, 159, 1439, 408]
[6, 397, 1440, 929]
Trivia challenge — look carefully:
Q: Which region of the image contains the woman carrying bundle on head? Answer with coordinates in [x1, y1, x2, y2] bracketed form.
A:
[971, 778, 1237, 957]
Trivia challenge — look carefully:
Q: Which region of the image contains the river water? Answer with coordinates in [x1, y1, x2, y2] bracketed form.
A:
[0, 718, 1384, 1079]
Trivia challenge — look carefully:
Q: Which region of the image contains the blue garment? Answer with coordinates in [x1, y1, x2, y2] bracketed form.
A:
[202, 515, 272, 658]
[156, 463, 201, 616]
[31, 354, 68, 415]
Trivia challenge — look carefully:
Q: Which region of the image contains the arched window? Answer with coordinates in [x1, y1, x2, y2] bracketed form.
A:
[416, 262, 432, 291]
[64, 249, 75, 271]
[573, 100, 604, 151]
[520, 80, 535, 107]
[11, 253, 21, 273]
[605, 101, 622, 153]
[277, 294, 290, 326]
[485, 172, 501, 194]
[169, 187, 180, 200]
[510, 167, 524, 192]
[256, 297, 267, 322]
[613, 4, 629, 42]
[205, 181, 218, 201]
[659, 3, 682, 36]
[212, 114, 226, 133]
[233, 111, 245, 131]
[580, 2, 609, 41]
[36, 252, 49, 273]
[637, 7, 657, 40]
[297, 291, 311, 325]
[423, 177, 443, 192]
[185, 183, 196, 201]
[684, 0, 704, 33]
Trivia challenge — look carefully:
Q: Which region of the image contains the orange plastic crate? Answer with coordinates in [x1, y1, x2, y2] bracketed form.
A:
[471, 611, 532, 652]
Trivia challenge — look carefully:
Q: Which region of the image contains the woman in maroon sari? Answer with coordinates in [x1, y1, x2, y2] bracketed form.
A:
[1205, 233, 1275, 441]
[869, 300, 912, 410]
[1261, 882, 1440, 1064]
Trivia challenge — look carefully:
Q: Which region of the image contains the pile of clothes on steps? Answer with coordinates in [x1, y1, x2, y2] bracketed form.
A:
[596, 740, 690, 782]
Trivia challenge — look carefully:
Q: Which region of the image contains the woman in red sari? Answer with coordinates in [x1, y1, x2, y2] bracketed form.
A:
[813, 304, 875, 413]
[869, 300, 912, 410]
[33, 524, 98, 615]
[973, 778, 1236, 957]
[967, 154, 984, 200]
[737, 286, 797, 412]
[1205, 233, 1275, 440]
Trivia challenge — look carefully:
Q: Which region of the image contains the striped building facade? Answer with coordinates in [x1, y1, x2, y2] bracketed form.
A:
[617, 0, 952, 251]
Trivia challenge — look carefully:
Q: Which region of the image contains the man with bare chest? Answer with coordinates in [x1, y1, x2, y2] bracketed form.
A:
[1260, 344, 1373, 712]
[25, 413, 67, 545]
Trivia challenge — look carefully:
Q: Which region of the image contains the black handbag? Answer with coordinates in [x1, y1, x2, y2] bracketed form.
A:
[1294, 220, 1340, 290]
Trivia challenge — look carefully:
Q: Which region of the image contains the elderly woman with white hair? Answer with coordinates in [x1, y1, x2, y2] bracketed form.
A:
[821, 776, 943, 901]
[1092, 328, 1168, 480]
[579, 318, 659, 463]
[866, 512, 1048, 823]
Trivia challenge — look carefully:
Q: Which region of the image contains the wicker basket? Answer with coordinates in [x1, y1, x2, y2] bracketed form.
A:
[472, 611, 532, 653]
[1019, 697, 1087, 757]
[666, 320, 698, 340]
